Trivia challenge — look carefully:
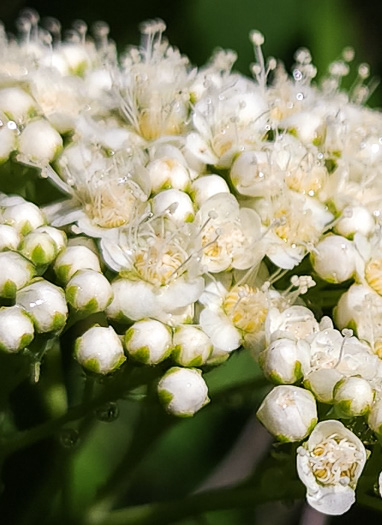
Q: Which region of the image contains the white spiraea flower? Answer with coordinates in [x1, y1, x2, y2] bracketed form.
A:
[265, 304, 319, 345]
[75, 325, 126, 374]
[66, 269, 113, 313]
[0, 251, 35, 298]
[157, 366, 209, 417]
[172, 325, 213, 367]
[124, 318, 172, 364]
[256, 385, 317, 442]
[16, 279, 68, 333]
[0, 306, 34, 353]
[297, 420, 367, 515]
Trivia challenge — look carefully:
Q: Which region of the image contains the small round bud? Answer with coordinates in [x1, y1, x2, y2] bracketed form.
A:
[152, 189, 194, 223]
[333, 376, 374, 417]
[157, 367, 209, 417]
[19, 231, 58, 265]
[16, 279, 68, 333]
[259, 338, 310, 384]
[18, 119, 63, 163]
[0, 251, 35, 298]
[257, 385, 317, 442]
[35, 226, 67, 253]
[125, 319, 172, 364]
[368, 398, 382, 436]
[2, 201, 46, 234]
[75, 325, 126, 374]
[190, 175, 230, 206]
[66, 269, 113, 313]
[0, 126, 17, 164]
[304, 368, 343, 404]
[54, 245, 101, 284]
[172, 325, 212, 367]
[311, 235, 356, 283]
[0, 224, 21, 251]
[0, 306, 34, 353]
[335, 206, 374, 238]
[0, 87, 36, 123]
[147, 157, 190, 193]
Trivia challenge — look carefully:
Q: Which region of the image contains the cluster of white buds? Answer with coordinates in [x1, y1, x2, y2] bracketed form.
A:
[2, 10, 382, 515]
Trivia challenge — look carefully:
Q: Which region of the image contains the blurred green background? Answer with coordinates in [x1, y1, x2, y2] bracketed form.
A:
[1, 2, 382, 525]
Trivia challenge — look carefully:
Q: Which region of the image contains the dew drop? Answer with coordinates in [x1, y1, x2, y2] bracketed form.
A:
[59, 428, 79, 449]
[95, 402, 119, 422]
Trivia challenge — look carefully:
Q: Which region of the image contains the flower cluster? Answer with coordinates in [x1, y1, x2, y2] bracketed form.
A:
[1, 8, 382, 515]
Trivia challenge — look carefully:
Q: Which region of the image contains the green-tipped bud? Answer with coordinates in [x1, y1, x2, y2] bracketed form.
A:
[54, 245, 101, 285]
[158, 367, 209, 417]
[35, 226, 67, 253]
[0, 87, 36, 123]
[258, 337, 310, 384]
[75, 325, 126, 374]
[172, 325, 212, 367]
[2, 201, 46, 234]
[0, 224, 21, 251]
[18, 119, 63, 163]
[66, 269, 112, 313]
[0, 306, 34, 353]
[125, 318, 172, 364]
[16, 279, 68, 333]
[311, 235, 357, 284]
[0, 251, 35, 298]
[19, 231, 58, 266]
[333, 376, 374, 417]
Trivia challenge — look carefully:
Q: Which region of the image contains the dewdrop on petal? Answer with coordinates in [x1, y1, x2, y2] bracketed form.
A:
[333, 376, 374, 417]
[152, 189, 195, 223]
[19, 231, 58, 266]
[53, 245, 101, 284]
[0, 306, 34, 353]
[124, 318, 172, 364]
[157, 366, 209, 417]
[0, 251, 35, 298]
[172, 325, 213, 367]
[75, 325, 126, 375]
[258, 337, 311, 385]
[18, 119, 63, 163]
[16, 279, 68, 333]
[2, 200, 46, 235]
[256, 385, 317, 442]
[311, 235, 357, 283]
[0, 225, 21, 251]
[66, 269, 113, 313]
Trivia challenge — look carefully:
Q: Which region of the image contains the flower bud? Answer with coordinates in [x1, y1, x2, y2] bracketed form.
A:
[172, 325, 213, 367]
[266, 305, 319, 344]
[157, 367, 209, 417]
[2, 201, 46, 234]
[66, 269, 113, 313]
[35, 226, 67, 253]
[334, 205, 374, 238]
[0, 126, 17, 164]
[16, 279, 68, 333]
[257, 385, 317, 442]
[0, 251, 35, 298]
[75, 325, 126, 374]
[152, 189, 194, 223]
[190, 175, 230, 206]
[368, 398, 382, 435]
[125, 319, 172, 364]
[147, 156, 190, 193]
[54, 245, 101, 284]
[18, 119, 63, 163]
[0, 87, 36, 123]
[0, 306, 34, 353]
[259, 338, 311, 384]
[0, 224, 21, 251]
[311, 235, 356, 283]
[333, 376, 374, 416]
[304, 368, 343, 404]
[19, 231, 58, 266]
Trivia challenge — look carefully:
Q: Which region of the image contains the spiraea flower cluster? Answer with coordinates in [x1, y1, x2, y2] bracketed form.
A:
[1, 8, 382, 515]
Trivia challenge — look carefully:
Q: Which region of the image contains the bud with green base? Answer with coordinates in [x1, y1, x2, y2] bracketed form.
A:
[333, 376, 374, 417]
[0, 306, 34, 353]
[172, 325, 212, 367]
[368, 397, 382, 436]
[158, 367, 210, 417]
[19, 231, 58, 266]
[2, 201, 46, 235]
[0, 251, 35, 298]
[75, 325, 126, 374]
[54, 245, 101, 285]
[0, 224, 21, 251]
[258, 337, 310, 384]
[124, 318, 172, 365]
[257, 385, 317, 442]
[66, 269, 113, 314]
[16, 278, 68, 333]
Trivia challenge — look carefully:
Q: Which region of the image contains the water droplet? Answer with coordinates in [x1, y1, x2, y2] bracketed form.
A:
[59, 428, 79, 449]
[95, 402, 119, 422]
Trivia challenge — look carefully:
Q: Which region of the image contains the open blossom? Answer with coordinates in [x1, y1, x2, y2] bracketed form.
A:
[297, 420, 367, 515]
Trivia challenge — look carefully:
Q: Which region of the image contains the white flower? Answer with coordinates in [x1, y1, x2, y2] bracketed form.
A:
[297, 420, 367, 515]
[157, 367, 209, 417]
[172, 325, 212, 367]
[124, 318, 172, 364]
[0, 306, 34, 353]
[265, 305, 319, 345]
[256, 385, 317, 442]
[65, 269, 113, 313]
[18, 119, 63, 163]
[75, 325, 126, 374]
[16, 279, 68, 333]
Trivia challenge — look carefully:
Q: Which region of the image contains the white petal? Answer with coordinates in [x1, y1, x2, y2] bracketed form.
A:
[199, 308, 241, 351]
